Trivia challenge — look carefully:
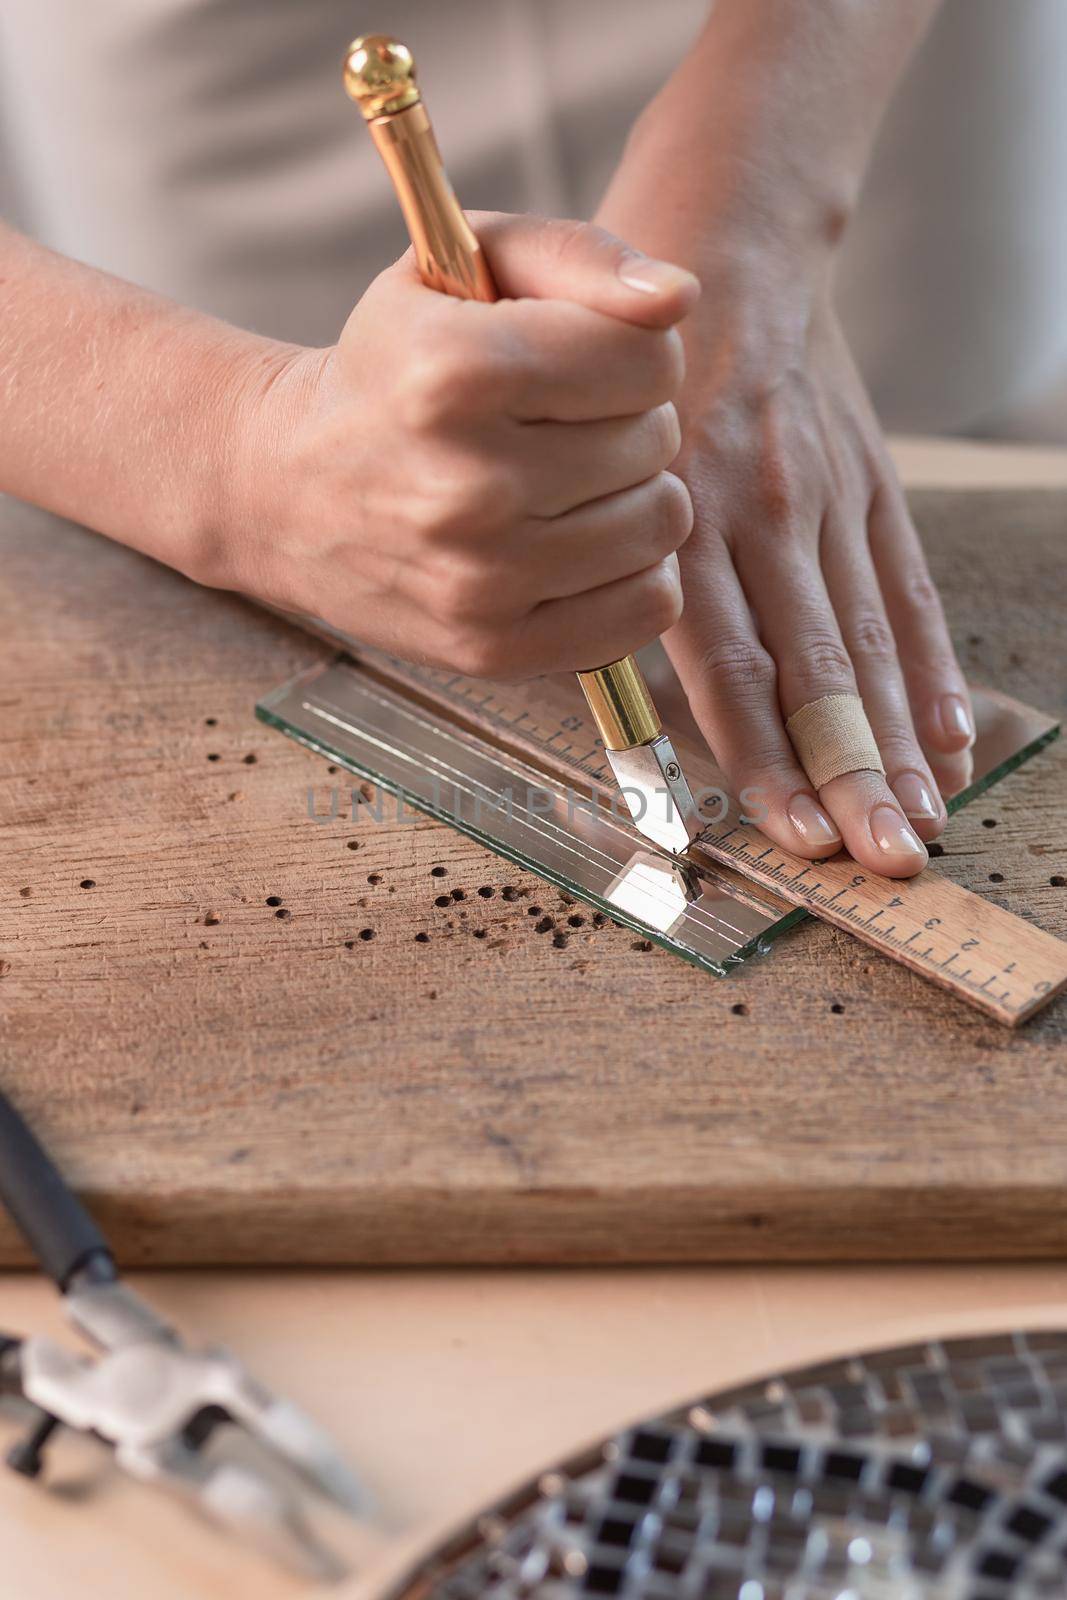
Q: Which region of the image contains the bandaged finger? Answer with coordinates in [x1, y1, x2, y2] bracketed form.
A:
[786, 693, 886, 790]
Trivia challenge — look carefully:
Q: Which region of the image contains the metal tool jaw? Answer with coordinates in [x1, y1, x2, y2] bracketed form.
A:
[574, 658, 703, 854]
[604, 733, 703, 856]
[0, 1028, 363, 1576]
[13, 1275, 362, 1580]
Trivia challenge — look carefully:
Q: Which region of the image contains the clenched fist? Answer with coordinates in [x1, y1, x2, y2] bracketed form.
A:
[223, 213, 700, 678]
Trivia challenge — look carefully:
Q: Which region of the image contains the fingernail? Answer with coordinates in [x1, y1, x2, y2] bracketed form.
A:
[938, 693, 975, 748]
[870, 803, 928, 861]
[787, 793, 841, 846]
[892, 771, 941, 821]
[617, 256, 700, 298]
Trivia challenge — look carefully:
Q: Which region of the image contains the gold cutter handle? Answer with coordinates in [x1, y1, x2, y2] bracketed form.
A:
[342, 35, 661, 755]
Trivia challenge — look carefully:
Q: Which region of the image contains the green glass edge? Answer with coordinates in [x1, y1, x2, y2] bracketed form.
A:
[945, 723, 1060, 815]
[255, 697, 1059, 981]
[255, 701, 809, 978]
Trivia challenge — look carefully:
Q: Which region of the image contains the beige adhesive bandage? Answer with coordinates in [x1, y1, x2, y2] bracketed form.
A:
[786, 693, 886, 790]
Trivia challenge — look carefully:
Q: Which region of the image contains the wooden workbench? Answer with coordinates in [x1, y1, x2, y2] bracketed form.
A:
[0, 442, 1065, 1265]
[0, 438, 1066, 1600]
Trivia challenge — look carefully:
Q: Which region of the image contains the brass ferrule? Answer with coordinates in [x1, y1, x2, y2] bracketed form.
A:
[577, 659, 661, 752]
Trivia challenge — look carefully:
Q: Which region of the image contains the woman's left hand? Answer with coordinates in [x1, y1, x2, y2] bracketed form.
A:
[652, 271, 974, 878]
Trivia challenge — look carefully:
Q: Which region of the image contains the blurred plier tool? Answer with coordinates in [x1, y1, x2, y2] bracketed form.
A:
[0, 1088, 362, 1579]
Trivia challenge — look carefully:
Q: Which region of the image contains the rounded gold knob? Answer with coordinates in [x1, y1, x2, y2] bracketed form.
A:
[343, 34, 421, 120]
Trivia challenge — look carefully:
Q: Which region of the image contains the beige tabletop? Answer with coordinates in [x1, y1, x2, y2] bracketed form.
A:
[1, 435, 1066, 1600]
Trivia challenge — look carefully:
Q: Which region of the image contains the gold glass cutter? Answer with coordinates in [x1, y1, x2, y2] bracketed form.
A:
[342, 34, 701, 855]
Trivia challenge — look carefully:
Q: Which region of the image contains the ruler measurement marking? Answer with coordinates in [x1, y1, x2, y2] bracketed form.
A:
[349, 658, 1066, 1025]
[696, 817, 1065, 1023]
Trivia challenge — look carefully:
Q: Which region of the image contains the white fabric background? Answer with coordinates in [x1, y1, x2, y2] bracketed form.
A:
[3, 0, 1067, 439]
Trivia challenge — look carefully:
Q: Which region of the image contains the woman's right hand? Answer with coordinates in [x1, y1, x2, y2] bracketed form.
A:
[221, 213, 700, 678]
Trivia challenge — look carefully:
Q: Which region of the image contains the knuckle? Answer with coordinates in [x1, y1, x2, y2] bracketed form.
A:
[753, 446, 814, 533]
[878, 728, 924, 768]
[544, 216, 601, 271]
[455, 465, 517, 531]
[758, 452, 799, 529]
[418, 462, 516, 543]
[396, 346, 461, 428]
[847, 611, 898, 664]
[735, 751, 802, 791]
[647, 561, 685, 631]
[448, 626, 510, 679]
[899, 564, 945, 616]
[792, 630, 855, 687]
[433, 555, 496, 625]
[398, 338, 494, 429]
[647, 401, 682, 467]
[620, 560, 683, 641]
[661, 327, 686, 393]
[922, 652, 962, 685]
[643, 328, 686, 404]
[696, 638, 777, 700]
[656, 472, 695, 552]
[758, 487, 806, 539]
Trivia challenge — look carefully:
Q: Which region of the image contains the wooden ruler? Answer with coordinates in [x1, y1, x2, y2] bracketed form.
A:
[692, 811, 1066, 1025]
[325, 646, 1067, 1026]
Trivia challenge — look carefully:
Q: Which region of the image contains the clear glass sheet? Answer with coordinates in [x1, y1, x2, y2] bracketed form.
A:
[257, 654, 1058, 978]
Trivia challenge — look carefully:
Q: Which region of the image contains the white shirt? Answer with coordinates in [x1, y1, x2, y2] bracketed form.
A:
[3, 0, 1067, 439]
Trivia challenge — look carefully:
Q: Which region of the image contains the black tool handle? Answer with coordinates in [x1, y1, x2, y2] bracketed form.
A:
[0, 1091, 115, 1291]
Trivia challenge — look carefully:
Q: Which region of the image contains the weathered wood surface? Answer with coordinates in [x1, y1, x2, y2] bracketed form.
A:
[0, 488, 1065, 1264]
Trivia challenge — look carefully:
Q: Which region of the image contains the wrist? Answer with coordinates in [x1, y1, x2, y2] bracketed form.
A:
[615, 97, 851, 296]
[599, 0, 918, 308]
[599, 91, 851, 422]
[186, 334, 315, 596]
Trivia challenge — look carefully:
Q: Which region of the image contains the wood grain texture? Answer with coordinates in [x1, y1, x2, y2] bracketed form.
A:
[0, 489, 1065, 1265]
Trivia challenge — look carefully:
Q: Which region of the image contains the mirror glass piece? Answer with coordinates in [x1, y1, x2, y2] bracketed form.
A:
[382, 1332, 1067, 1600]
[258, 647, 1058, 977]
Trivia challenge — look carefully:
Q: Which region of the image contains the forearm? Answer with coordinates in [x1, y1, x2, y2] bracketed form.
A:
[600, 0, 942, 281]
[0, 225, 291, 579]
